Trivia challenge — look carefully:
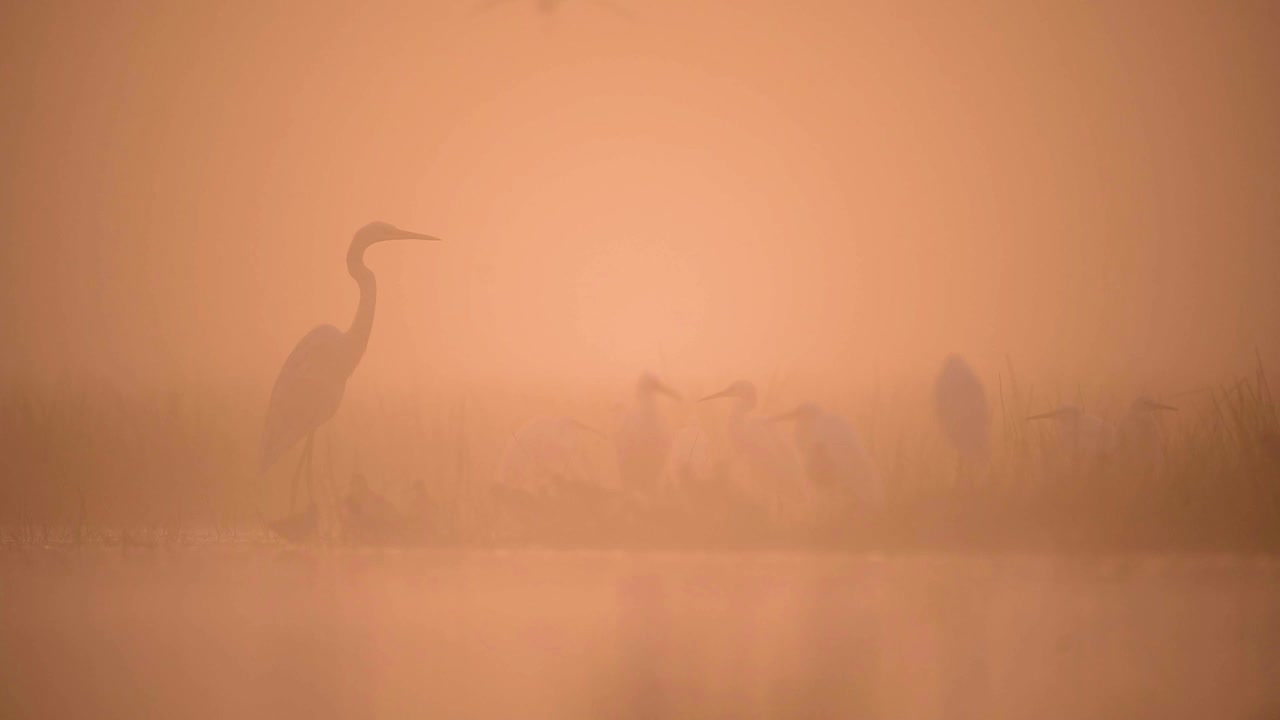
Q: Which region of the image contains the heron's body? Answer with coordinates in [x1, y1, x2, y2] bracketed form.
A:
[259, 222, 442, 518]
[260, 325, 350, 472]
[614, 373, 680, 495]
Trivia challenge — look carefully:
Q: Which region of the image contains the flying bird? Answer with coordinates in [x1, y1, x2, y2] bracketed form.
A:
[260, 222, 443, 514]
[932, 354, 991, 484]
[771, 403, 884, 513]
[614, 373, 681, 496]
[700, 380, 804, 520]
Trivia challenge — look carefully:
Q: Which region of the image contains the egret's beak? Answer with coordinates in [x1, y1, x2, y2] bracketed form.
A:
[390, 228, 444, 242]
[1027, 410, 1061, 421]
[569, 419, 606, 438]
[656, 381, 682, 401]
[700, 386, 737, 402]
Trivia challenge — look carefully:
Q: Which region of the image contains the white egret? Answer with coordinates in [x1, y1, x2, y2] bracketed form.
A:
[771, 403, 884, 512]
[614, 373, 680, 496]
[1115, 397, 1177, 477]
[700, 380, 804, 519]
[1027, 404, 1116, 477]
[932, 355, 991, 484]
[494, 415, 605, 499]
[260, 222, 443, 514]
[663, 424, 714, 491]
[1030, 397, 1178, 481]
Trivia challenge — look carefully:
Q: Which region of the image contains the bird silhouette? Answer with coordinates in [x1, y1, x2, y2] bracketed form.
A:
[932, 354, 992, 485]
[701, 380, 804, 521]
[1027, 404, 1115, 479]
[615, 373, 681, 497]
[260, 222, 442, 514]
[1030, 398, 1177, 481]
[1114, 397, 1177, 478]
[494, 415, 604, 499]
[771, 403, 883, 515]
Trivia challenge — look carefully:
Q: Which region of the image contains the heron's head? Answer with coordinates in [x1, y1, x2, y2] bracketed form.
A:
[637, 372, 681, 401]
[700, 380, 757, 409]
[352, 221, 444, 250]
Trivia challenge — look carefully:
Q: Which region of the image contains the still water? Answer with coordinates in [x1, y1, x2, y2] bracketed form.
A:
[3, 548, 1278, 719]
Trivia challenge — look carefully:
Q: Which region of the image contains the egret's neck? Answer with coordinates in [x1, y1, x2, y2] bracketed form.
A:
[727, 399, 753, 429]
[726, 401, 754, 451]
[344, 243, 377, 374]
[636, 391, 660, 414]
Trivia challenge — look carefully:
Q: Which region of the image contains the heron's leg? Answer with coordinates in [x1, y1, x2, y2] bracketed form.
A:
[289, 439, 309, 513]
[303, 431, 317, 507]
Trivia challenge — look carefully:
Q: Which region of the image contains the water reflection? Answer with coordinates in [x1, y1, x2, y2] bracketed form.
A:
[1, 550, 1277, 719]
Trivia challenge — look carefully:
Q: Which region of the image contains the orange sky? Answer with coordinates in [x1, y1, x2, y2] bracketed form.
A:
[2, 0, 1277, 395]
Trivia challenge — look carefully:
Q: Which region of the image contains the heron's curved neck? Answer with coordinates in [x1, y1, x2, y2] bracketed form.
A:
[344, 243, 377, 373]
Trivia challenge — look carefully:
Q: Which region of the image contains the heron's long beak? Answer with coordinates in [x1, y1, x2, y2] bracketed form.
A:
[391, 228, 444, 242]
[1027, 410, 1062, 421]
[699, 386, 737, 402]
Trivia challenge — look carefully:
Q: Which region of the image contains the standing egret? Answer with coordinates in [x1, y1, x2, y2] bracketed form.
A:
[771, 403, 884, 513]
[932, 355, 991, 485]
[615, 373, 681, 496]
[491, 415, 609, 540]
[260, 222, 443, 515]
[663, 424, 714, 491]
[1114, 397, 1177, 478]
[700, 380, 804, 520]
[494, 415, 605, 499]
[1027, 404, 1115, 478]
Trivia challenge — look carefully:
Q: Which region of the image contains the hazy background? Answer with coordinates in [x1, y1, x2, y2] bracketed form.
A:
[2, 0, 1277, 399]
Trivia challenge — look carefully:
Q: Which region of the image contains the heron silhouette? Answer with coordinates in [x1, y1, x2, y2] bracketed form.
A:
[932, 354, 991, 485]
[615, 373, 681, 496]
[261, 222, 443, 515]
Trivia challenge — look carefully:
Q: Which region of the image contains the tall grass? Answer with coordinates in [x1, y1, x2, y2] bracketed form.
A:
[1, 362, 1277, 551]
